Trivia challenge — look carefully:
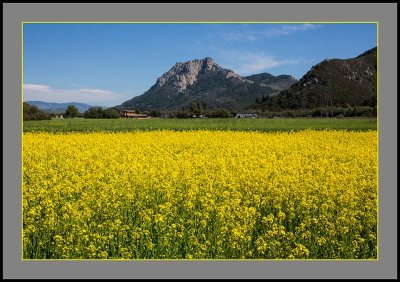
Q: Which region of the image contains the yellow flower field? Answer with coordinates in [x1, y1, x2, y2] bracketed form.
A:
[22, 130, 377, 259]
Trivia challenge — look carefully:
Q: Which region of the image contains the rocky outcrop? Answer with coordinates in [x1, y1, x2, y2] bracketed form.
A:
[155, 57, 252, 92]
[119, 57, 296, 112]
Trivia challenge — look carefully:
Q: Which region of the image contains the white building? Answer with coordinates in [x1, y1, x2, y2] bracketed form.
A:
[235, 113, 258, 119]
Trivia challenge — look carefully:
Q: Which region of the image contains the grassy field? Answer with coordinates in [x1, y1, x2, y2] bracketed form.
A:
[23, 117, 377, 132]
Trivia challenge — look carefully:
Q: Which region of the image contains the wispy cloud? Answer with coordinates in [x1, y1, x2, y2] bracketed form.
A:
[23, 84, 127, 106]
[263, 24, 322, 37]
[221, 24, 322, 41]
[282, 23, 321, 31]
[219, 50, 303, 75]
[222, 31, 258, 41]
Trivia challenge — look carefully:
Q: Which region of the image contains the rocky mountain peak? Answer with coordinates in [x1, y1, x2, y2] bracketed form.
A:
[202, 57, 215, 70]
[121, 56, 297, 112]
[155, 57, 233, 92]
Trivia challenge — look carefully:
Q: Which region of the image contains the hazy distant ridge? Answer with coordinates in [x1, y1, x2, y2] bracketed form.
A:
[25, 101, 95, 113]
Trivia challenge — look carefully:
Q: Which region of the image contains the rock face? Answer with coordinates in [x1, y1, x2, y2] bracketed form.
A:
[254, 47, 377, 111]
[155, 57, 252, 92]
[120, 57, 295, 112]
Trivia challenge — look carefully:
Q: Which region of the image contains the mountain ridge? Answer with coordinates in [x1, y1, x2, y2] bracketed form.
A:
[251, 47, 377, 112]
[119, 57, 297, 112]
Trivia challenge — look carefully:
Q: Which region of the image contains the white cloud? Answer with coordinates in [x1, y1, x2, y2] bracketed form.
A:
[24, 84, 52, 92]
[219, 50, 301, 75]
[222, 24, 322, 41]
[263, 24, 322, 37]
[23, 84, 127, 106]
[222, 31, 258, 41]
[282, 23, 321, 32]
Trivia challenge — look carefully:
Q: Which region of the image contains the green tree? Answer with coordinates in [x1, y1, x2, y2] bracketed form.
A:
[149, 110, 162, 118]
[83, 107, 120, 119]
[176, 111, 190, 119]
[206, 108, 231, 118]
[201, 102, 207, 112]
[190, 101, 202, 116]
[65, 105, 79, 118]
[84, 107, 104, 118]
[103, 108, 120, 119]
[23, 102, 51, 121]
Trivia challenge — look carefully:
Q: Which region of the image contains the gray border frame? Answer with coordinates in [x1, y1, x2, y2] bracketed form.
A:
[4, 3, 397, 279]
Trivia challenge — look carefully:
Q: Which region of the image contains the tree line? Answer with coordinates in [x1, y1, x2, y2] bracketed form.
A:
[23, 100, 376, 121]
[23, 103, 121, 120]
[23, 102, 51, 121]
[252, 94, 377, 118]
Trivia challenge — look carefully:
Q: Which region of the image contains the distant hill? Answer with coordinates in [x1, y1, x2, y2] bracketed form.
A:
[119, 57, 296, 112]
[244, 73, 297, 93]
[252, 47, 377, 112]
[25, 101, 95, 113]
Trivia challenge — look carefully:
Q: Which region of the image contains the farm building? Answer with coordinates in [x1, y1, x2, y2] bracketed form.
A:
[235, 113, 258, 119]
[51, 115, 64, 119]
[120, 110, 148, 118]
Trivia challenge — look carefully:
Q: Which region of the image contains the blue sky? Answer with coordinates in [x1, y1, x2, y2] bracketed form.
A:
[23, 23, 377, 107]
